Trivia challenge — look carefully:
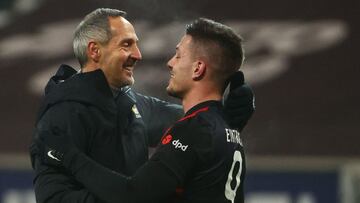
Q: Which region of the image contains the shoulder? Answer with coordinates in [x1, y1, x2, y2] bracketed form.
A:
[37, 101, 94, 131]
[41, 101, 88, 118]
[134, 91, 169, 108]
[134, 91, 182, 117]
[174, 106, 219, 134]
[163, 110, 216, 150]
[133, 91, 180, 109]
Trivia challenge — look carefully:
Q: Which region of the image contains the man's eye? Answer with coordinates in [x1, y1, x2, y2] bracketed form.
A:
[122, 41, 133, 47]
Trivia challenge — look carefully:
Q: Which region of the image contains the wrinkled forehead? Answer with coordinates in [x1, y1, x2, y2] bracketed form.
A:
[109, 16, 139, 41]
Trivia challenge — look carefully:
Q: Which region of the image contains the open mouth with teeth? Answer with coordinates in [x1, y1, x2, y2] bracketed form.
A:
[123, 58, 137, 68]
[123, 60, 136, 75]
[124, 66, 134, 71]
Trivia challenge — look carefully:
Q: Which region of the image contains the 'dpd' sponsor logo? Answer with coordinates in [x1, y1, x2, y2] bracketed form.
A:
[172, 139, 188, 151]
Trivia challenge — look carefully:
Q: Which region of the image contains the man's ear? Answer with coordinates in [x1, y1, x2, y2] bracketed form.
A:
[192, 60, 206, 80]
[87, 41, 101, 63]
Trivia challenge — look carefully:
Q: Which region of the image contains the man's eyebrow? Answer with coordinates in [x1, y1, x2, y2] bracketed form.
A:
[119, 37, 138, 44]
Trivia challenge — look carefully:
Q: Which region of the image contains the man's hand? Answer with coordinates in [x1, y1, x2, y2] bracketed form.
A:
[224, 71, 255, 131]
[32, 127, 79, 168]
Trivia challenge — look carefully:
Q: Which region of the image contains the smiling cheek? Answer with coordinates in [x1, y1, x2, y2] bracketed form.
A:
[122, 67, 135, 84]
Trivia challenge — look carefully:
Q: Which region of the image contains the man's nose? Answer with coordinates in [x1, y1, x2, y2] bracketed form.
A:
[132, 45, 142, 60]
[167, 57, 174, 69]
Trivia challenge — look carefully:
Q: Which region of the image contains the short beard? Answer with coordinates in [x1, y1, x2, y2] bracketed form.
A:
[126, 77, 135, 86]
[118, 76, 135, 88]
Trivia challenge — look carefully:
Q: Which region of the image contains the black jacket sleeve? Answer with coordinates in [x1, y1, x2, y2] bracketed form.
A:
[65, 152, 179, 203]
[135, 93, 183, 147]
[31, 103, 99, 203]
[33, 159, 97, 203]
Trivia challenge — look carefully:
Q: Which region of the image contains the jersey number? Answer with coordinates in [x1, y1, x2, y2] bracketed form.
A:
[225, 150, 243, 203]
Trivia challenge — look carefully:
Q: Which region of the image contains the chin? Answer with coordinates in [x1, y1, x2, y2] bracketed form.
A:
[166, 87, 182, 99]
[128, 78, 135, 86]
[115, 77, 134, 88]
[124, 77, 135, 86]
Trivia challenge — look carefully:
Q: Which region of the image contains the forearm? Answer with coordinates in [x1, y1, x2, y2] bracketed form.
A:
[66, 152, 178, 203]
[33, 102, 101, 203]
[33, 158, 98, 203]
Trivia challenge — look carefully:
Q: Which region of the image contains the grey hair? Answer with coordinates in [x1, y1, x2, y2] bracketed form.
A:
[73, 8, 126, 67]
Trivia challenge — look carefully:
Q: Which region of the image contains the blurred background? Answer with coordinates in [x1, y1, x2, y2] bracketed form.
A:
[0, 0, 359, 202]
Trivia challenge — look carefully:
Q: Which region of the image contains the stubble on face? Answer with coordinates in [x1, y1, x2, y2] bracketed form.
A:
[101, 17, 141, 88]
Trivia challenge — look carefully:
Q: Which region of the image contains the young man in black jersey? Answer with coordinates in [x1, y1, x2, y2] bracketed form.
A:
[36, 17, 248, 203]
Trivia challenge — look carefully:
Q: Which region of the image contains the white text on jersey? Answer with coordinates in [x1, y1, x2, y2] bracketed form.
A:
[172, 139, 188, 151]
[225, 128, 243, 145]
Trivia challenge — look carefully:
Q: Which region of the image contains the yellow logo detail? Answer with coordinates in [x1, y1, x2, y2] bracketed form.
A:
[132, 105, 141, 118]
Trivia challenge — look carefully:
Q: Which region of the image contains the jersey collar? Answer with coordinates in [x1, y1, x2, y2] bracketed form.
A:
[184, 100, 222, 117]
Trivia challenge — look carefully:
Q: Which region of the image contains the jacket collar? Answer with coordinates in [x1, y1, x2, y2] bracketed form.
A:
[37, 64, 122, 122]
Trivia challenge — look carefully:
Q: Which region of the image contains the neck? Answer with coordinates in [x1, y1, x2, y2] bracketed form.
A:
[81, 63, 99, 73]
[182, 85, 222, 113]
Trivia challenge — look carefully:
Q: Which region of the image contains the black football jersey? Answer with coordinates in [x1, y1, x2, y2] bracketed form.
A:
[152, 100, 246, 203]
